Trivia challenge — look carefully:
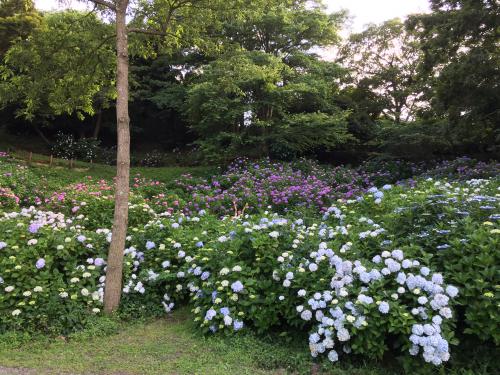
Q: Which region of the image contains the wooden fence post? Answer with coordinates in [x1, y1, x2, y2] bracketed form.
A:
[28, 151, 32, 166]
[49, 155, 53, 168]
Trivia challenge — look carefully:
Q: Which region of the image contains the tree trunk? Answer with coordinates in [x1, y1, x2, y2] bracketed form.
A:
[93, 110, 103, 139]
[31, 123, 51, 146]
[103, 0, 130, 314]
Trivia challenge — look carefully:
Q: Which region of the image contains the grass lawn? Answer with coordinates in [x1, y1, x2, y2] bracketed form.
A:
[0, 314, 280, 375]
[0, 310, 389, 375]
[1, 311, 494, 375]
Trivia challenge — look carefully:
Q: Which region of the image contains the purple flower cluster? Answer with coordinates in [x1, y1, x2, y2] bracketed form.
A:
[173, 158, 408, 215]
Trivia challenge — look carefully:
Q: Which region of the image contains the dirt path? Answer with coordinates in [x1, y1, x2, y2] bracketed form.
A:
[0, 367, 36, 375]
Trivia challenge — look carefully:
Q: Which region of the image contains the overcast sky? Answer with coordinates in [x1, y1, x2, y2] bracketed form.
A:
[35, 0, 430, 32]
[326, 0, 429, 32]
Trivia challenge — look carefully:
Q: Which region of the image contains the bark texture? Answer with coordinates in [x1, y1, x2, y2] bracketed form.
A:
[93, 110, 103, 139]
[103, 0, 130, 314]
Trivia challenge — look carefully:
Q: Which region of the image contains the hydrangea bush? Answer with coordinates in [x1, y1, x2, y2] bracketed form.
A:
[0, 153, 498, 368]
[0, 208, 109, 333]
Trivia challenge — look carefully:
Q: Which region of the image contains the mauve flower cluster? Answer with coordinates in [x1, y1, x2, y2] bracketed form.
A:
[423, 157, 499, 180]
[173, 158, 406, 216]
[173, 157, 500, 216]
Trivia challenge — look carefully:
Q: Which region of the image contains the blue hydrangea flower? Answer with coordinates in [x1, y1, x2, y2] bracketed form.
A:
[231, 280, 244, 293]
[233, 320, 244, 331]
[327, 350, 338, 362]
[412, 324, 424, 336]
[420, 267, 430, 276]
[309, 333, 320, 343]
[396, 272, 407, 284]
[94, 257, 105, 266]
[205, 309, 216, 321]
[357, 294, 373, 304]
[378, 301, 390, 314]
[35, 258, 45, 269]
[445, 285, 458, 298]
[28, 223, 41, 234]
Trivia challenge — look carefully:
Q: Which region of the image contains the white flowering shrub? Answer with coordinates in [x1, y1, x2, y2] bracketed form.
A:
[104, 208, 459, 366]
[0, 208, 111, 333]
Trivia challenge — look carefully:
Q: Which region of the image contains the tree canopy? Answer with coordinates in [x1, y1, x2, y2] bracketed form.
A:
[407, 0, 499, 152]
[0, 10, 115, 121]
[338, 19, 425, 124]
[0, 0, 498, 160]
[187, 51, 351, 162]
[0, 0, 41, 56]
[220, 0, 345, 56]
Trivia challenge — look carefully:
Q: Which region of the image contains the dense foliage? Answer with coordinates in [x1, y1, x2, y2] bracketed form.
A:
[0, 10, 115, 122]
[0, 0, 497, 161]
[0, 153, 498, 372]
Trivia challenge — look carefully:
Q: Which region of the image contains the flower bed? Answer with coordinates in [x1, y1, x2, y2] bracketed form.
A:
[0, 154, 498, 369]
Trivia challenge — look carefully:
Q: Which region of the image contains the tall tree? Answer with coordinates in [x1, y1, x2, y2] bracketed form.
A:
[87, 0, 131, 314]
[221, 0, 344, 56]
[407, 0, 499, 152]
[337, 19, 425, 124]
[187, 51, 352, 162]
[83, 0, 250, 313]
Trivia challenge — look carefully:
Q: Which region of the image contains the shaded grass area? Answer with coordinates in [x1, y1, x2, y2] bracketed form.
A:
[0, 312, 272, 375]
[1, 309, 496, 375]
[0, 310, 390, 375]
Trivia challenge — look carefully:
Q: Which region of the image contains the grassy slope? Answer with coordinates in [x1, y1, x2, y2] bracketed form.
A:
[2, 150, 215, 186]
[0, 314, 278, 375]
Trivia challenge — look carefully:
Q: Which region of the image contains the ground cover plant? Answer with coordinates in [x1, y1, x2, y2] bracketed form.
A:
[0, 152, 498, 374]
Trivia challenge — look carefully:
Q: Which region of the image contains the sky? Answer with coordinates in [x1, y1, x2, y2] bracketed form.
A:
[325, 0, 430, 33]
[35, 0, 431, 32]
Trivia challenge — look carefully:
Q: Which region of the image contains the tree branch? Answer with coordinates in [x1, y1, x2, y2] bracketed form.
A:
[87, 0, 116, 11]
[127, 27, 181, 40]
